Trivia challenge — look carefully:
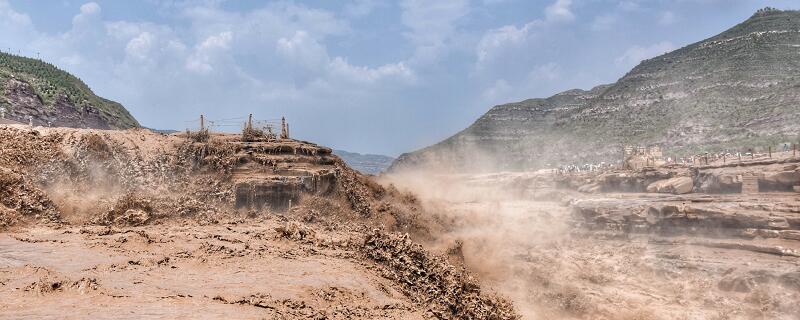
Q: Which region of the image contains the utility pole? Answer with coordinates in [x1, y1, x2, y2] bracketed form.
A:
[280, 117, 287, 140]
[200, 114, 205, 131]
[248, 113, 253, 131]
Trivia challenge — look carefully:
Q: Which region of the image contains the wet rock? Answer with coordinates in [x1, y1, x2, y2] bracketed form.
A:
[646, 176, 693, 194]
[577, 183, 601, 193]
[779, 230, 800, 241]
[24, 276, 99, 295]
[696, 173, 742, 193]
[363, 230, 518, 319]
[0, 204, 19, 228]
[761, 171, 800, 188]
[114, 209, 150, 226]
[275, 222, 316, 241]
[758, 229, 781, 238]
[767, 217, 791, 230]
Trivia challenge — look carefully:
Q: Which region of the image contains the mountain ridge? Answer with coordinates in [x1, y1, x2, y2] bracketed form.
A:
[333, 149, 395, 175]
[0, 52, 139, 129]
[390, 7, 800, 173]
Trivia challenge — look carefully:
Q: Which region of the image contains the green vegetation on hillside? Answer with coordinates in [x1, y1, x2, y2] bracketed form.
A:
[0, 51, 139, 128]
[391, 8, 800, 172]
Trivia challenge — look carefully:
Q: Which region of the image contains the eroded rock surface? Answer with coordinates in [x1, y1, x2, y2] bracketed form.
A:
[0, 125, 513, 319]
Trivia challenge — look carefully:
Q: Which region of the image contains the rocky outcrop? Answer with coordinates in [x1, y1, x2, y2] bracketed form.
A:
[559, 157, 800, 195]
[391, 8, 800, 172]
[2, 79, 115, 129]
[229, 141, 340, 211]
[646, 176, 693, 194]
[571, 194, 800, 242]
[0, 52, 138, 129]
[557, 169, 680, 193]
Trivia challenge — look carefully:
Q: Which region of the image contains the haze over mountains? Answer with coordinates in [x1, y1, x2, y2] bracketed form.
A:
[332, 150, 395, 175]
[390, 8, 800, 173]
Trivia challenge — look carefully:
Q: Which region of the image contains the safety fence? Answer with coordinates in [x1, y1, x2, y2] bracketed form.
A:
[184, 114, 289, 142]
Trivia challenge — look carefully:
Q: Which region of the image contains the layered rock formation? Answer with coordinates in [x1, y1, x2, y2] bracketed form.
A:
[0, 52, 138, 129]
[558, 155, 800, 195]
[391, 8, 800, 172]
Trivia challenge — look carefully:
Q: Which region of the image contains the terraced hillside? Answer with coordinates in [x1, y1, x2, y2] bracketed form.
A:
[0, 52, 139, 129]
[391, 8, 800, 172]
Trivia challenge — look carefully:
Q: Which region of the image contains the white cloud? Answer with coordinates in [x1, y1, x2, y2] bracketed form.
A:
[73, 2, 101, 25]
[80, 2, 100, 15]
[482, 0, 510, 4]
[275, 30, 415, 85]
[482, 79, 512, 102]
[477, 23, 536, 64]
[544, 0, 574, 23]
[529, 62, 561, 81]
[475, 0, 574, 68]
[659, 11, 676, 26]
[0, 0, 32, 26]
[329, 58, 415, 84]
[400, 0, 469, 64]
[617, 0, 641, 12]
[401, 0, 468, 45]
[185, 31, 232, 73]
[125, 32, 154, 60]
[0, 0, 36, 49]
[199, 31, 232, 50]
[0, 0, 684, 155]
[344, 0, 381, 17]
[615, 41, 675, 67]
[276, 31, 328, 70]
[591, 14, 616, 31]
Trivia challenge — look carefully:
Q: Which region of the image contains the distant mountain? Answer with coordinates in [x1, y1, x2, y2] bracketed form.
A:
[333, 150, 395, 175]
[145, 128, 180, 135]
[390, 7, 800, 173]
[0, 52, 139, 129]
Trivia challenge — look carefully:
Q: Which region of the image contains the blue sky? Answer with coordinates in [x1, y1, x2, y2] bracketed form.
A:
[0, 0, 797, 156]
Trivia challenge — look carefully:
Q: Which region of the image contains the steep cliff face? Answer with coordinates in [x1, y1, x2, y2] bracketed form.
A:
[0, 52, 139, 129]
[391, 8, 800, 173]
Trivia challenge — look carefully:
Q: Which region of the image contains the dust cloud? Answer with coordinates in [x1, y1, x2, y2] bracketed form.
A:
[381, 168, 800, 320]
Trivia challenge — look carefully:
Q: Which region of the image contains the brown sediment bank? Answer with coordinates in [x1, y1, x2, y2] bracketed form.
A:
[0, 125, 516, 319]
